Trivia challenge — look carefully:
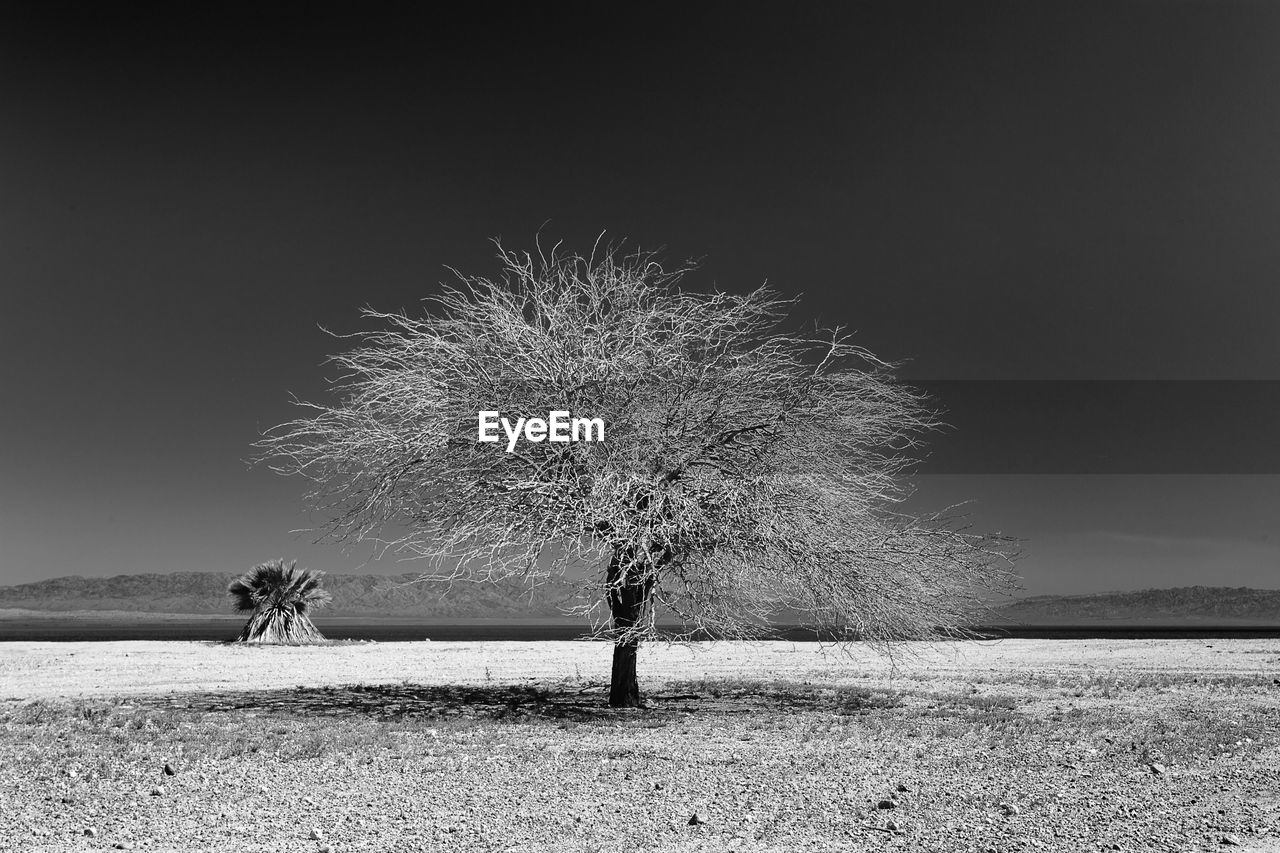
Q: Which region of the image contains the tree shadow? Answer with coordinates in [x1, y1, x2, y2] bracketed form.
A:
[144, 682, 668, 724]
[137, 679, 901, 724]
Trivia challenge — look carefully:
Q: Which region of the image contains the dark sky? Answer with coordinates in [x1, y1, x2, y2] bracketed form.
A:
[2, 3, 1278, 592]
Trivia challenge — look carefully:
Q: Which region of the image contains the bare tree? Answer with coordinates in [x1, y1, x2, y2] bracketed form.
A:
[259, 238, 1017, 707]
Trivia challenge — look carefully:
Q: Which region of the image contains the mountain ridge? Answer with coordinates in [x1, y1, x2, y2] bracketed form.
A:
[0, 571, 588, 619]
[992, 585, 1280, 625]
[0, 574, 1277, 625]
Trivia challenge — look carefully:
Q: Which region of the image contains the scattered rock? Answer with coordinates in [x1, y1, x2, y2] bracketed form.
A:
[83, 827, 97, 838]
[60, 795, 76, 805]
[113, 843, 135, 850]
[163, 762, 176, 776]
[318, 847, 333, 853]
[999, 802, 1021, 816]
[688, 812, 707, 825]
[1221, 836, 1242, 847]
[310, 827, 324, 841]
[149, 786, 164, 797]
[654, 782, 664, 790]
[1149, 763, 1167, 775]
[885, 818, 902, 832]
[876, 799, 896, 810]
[896, 783, 909, 793]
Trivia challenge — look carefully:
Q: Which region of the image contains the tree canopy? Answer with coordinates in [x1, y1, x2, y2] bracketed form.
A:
[260, 239, 1017, 704]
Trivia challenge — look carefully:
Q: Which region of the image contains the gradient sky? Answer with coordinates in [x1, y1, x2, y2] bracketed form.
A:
[2, 3, 1278, 592]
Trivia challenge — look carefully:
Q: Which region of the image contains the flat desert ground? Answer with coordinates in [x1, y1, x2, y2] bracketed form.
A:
[1, 639, 1278, 852]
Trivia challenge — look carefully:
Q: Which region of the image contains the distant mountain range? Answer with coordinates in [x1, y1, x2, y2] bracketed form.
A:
[0, 572, 588, 620]
[991, 586, 1280, 626]
[0, 574, 1276, 625]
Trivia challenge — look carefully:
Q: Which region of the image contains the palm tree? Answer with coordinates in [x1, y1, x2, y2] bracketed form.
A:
[228, 559, 332, 644]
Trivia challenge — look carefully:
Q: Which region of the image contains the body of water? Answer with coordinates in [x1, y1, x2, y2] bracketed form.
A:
[1, 617, 1277, 642]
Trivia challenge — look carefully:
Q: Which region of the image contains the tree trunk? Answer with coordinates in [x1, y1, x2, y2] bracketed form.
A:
[609, 639, 641, 707]
[607, 549, 649, 708]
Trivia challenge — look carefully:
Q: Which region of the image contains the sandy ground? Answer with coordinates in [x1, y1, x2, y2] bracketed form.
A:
[2, 637, 1276, 700]
[3, 639, 1280, 852]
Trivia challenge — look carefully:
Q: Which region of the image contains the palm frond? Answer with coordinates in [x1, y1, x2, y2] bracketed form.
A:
[227, 559, 331, 644]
